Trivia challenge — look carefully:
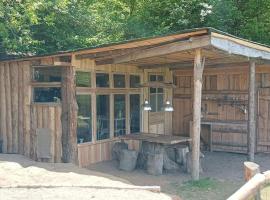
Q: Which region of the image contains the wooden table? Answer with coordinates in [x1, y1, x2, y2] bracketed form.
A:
[120, 133, 191, 173]
[120, 132, 191, 145]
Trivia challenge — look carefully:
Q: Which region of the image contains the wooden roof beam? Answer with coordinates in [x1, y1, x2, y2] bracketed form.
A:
[211, 34, 270, 60]
[95, 35, 211, 65]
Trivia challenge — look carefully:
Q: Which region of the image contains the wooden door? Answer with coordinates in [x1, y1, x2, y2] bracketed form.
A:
[257, 88, 270, 152]
[149, 112, 165, 134]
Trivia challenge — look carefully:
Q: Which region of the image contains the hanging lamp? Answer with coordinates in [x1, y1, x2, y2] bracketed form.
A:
[163, 100, 174, 112]
[141, 99, 152, 111]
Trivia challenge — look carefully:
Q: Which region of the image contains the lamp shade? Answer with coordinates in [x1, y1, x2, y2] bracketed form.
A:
[163, 100, 174, 112]
[142, 99, 152, 111]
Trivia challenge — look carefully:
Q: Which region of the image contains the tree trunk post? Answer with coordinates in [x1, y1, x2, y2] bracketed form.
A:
[248, 60, 256, 162]
[191, 49, 204, 180]
[61, 65, 78, 163]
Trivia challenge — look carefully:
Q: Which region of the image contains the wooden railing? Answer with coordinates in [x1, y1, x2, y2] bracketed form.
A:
[227, 162, 270, 200]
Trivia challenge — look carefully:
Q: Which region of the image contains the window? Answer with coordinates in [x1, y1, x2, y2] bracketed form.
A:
[96, 95, 110, 140]
[130, 94, 140, 133]
[114, 74, 125, 88]
[33, 67, 62, 82]
[96, 73, 109, 87]
[77, 95, 92, 143]
[33, 87, 61, 103]
[76, 71, 91, 87]
[32, 66, 62, 103]
[149, 74, 163, 82]
[149, 74, 164, 112]
[114, 94, 126, 136]
[130, 75, 140, 88]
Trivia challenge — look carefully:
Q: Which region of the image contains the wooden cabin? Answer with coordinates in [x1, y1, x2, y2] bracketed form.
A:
[1, 28, 270, 179]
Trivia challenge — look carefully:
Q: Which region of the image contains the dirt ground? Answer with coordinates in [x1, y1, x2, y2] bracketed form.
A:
[1, 152, 270, 200]
[0, 154, 172, 200]
[88, 151, 270, 200]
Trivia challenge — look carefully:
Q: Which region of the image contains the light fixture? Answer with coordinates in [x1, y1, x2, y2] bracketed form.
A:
[163, 100, 174, 112]
[142, 99, 152, 111]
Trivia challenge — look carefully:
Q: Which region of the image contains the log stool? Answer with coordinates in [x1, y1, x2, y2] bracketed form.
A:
[112, 142, 128, 161]
[146, 153, 163, 176]
[119, 149, 138, 172]
[185, 151, 204, 174]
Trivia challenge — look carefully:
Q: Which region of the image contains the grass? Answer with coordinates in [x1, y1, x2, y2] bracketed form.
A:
[168, 178, 242, 200]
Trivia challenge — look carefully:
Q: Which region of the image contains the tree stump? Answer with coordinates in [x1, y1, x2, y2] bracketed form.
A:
[119, 149, 138, 171]
[185, 151, 204, 174]
[112, 142, 128, 161]
[175, 145, 189, 166]
[147, 153, 163, 176]
[163, 152, 179, 171]
[137, 141, 163, 169]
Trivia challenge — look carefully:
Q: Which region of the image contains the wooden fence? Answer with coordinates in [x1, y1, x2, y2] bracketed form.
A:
[227, 162, 270, 200]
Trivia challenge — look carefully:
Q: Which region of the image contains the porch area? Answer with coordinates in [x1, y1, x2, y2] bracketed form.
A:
[74, 28, 270, 180]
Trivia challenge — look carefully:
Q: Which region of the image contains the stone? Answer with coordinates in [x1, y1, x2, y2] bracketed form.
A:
[119, 149, 138, 172]
[163, 152, 180, 171]
[146, 153, 163, 176]
[112, 142, 128, 161]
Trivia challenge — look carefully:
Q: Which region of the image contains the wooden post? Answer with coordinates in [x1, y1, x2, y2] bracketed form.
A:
[61, 65, 78, 163]
[248, 60, 256, 161]
[244, 162, 260, 182]
[191, 49, 204, 180]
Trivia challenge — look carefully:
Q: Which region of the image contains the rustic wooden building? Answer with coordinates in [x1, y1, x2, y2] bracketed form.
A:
[1, 28, 270, 180]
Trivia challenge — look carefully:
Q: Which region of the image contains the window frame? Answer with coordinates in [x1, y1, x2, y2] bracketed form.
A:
[76, 94, 92, 143]
[76, 70, 142, 144]
[148, 73, 164, 112]
[31, 66, 62, 104]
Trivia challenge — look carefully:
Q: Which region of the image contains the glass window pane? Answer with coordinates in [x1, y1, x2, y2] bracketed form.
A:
[114, 94, 126, 136]
[150, 88, 156, 93]
[96, 73, 109, 87]
[33, 67, 62, 82]
[157, 88, 163, 93]
[77, 95, 92, 143]
[157, 75, 164, 81]
[130, 75, 140, 88]
[150, 94, 157, 112]
[33, 87, 61, 103]
[96, 95, 110, 140]
[114, 74, 125, 88]
[76, 71, 91, 87]
[157, 94, 164, 112]
[149, 75, 156, 82]
[130, 94, 140, 133]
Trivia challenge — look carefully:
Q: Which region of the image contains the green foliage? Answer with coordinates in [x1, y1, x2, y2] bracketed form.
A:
[1, 0, 270, 58]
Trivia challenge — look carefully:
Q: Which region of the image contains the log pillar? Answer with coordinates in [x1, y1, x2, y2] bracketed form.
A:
[248, 60, 256, 162]
[191, 49, 204, 180]
[61, 65, 78, 163]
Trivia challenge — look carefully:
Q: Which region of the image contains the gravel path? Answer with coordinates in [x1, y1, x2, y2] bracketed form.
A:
[0, 154, 172, 200]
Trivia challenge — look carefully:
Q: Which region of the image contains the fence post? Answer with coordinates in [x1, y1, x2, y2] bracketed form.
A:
[244, 162, 261, 200]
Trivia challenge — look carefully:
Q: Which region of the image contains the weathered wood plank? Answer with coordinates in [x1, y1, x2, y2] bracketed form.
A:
[0, 64, 7, 152]
[5, 63, 12, 153]
[10, 62, 19, 153]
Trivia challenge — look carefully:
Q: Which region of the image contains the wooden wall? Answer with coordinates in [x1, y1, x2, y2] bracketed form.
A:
[173, 65, 270, 153]
[0, 57, 64, 162]
[73, 55, 174, 167]
[77, 139, 140, 167]
[0, 61, 31, 155]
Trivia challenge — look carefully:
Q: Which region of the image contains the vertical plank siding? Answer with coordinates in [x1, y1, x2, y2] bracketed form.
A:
[77, 139, 140, 167]
[0, 60, 62, 162]
[30, 104, 62, 162]
[173, 66, 270, 153]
